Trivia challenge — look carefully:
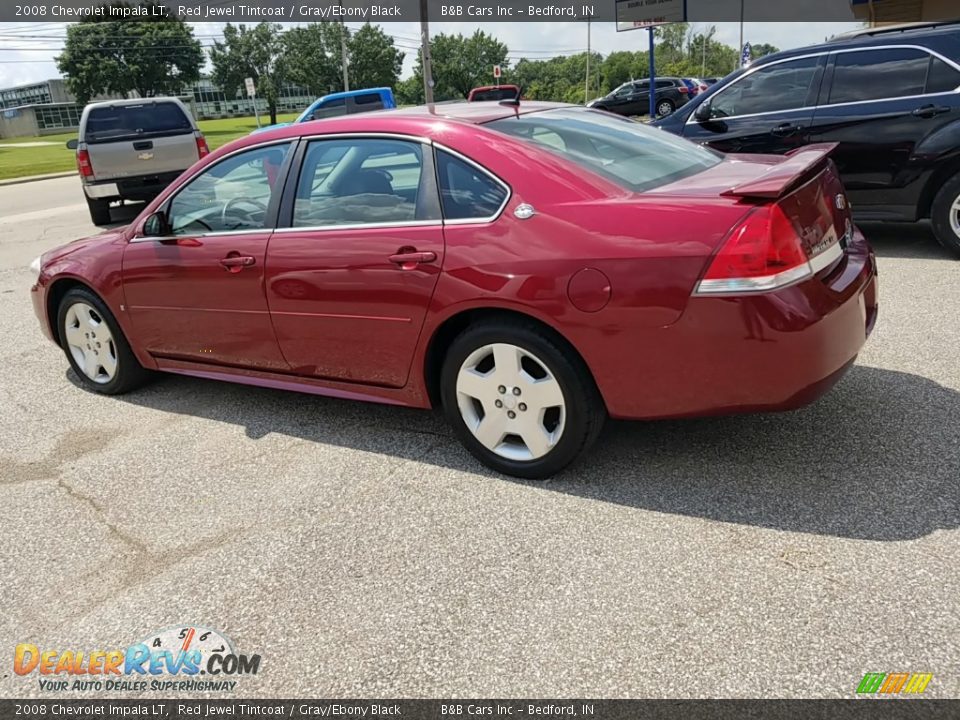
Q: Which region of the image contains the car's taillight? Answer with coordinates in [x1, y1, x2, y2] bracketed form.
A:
[196, 135, 210, 158]
[678, 86, 689, 94]
[695, 204, 812, 295]
[76, 148, 93, 178]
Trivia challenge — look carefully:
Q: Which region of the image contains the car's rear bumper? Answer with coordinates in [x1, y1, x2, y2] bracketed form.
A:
[598, 229, 878, 420]
[83, 170, 184, 201]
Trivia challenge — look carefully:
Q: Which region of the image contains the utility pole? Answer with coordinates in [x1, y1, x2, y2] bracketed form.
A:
[584, 20, 591, 105]
[737, 0, 744, 72]
[339, 18, 350, 92]
[420, 0, 435, 104]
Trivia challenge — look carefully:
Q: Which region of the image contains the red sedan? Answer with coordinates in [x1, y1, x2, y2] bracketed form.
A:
[30, 103, 878, 478]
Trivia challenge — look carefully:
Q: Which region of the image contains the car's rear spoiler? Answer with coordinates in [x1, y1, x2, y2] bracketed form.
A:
[721, 143, 839, 200]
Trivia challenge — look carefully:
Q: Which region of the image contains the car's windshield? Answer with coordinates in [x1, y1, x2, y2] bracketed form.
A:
[488, 107, 722, 192]
[84, 102, 192, 143]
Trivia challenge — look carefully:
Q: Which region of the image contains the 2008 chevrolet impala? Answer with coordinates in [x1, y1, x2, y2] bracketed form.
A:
[30, 102, 878, 478]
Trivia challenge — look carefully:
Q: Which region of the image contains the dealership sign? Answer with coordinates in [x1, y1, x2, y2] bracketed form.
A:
[616, 0, 687, 31]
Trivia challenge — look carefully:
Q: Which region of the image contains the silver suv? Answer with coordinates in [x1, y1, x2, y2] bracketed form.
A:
[66, 97, 209, 225]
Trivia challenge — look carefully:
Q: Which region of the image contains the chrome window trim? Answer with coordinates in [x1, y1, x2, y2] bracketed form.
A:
[273, 220, 443, 234]
[686, 44, 960, 126]
[129, 228, 268, 244]
[432, 141, 513, 225]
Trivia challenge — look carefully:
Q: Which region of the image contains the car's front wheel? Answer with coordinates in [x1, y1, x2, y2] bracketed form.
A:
[57, 287, 150, 395]
[440, 319, 605, 479]
[931, 172, 960, 258]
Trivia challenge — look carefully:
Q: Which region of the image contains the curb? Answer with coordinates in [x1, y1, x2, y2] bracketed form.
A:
[0, 171, 76, 187]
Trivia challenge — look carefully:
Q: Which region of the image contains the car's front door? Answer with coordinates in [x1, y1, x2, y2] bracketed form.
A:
[682, 54, 825, 154]
[809, 47, 960, 219]
[122, 141, 294, 370]
[264, 136, 444, 388]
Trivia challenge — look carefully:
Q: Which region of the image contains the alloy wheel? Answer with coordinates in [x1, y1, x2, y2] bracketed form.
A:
[63, 302, 118, 384]
[657, 101, 673, 117]
[455, 343, 566, 462]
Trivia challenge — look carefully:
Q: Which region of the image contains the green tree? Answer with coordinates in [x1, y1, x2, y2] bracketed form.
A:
[411, 30, 509, 100]
[211, 23, 287, 125]
[282, 23, 344, 97]
[347, 24, 404, 90]
[749, 43, 781, 62]
[55, 1, 202, 104]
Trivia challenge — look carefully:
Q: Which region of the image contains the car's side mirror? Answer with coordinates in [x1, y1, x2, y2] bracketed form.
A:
[66, 139, 78, 150]
[694, 102, 713, 122]
[142, 211, 171, 238]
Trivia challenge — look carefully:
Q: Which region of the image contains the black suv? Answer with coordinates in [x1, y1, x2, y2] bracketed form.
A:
[654, 22, 960, 256]
[588, 78, 689, 118]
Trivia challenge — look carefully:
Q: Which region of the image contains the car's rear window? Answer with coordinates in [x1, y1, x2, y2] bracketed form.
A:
[84, 102, 192, 143]
[471, 87, 520, 102]
[488, 108, 721, 192]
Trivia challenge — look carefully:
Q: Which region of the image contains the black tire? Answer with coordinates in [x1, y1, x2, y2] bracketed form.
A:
[86, 196, 112, 226]
[931, 172, 960, 258]
[440, 318, 605, 479]
[656, 99, 675, 118]
[57, 287, 151, 395]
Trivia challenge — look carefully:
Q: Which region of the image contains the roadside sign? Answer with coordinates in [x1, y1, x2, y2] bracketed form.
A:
[741, 42, 753, 67]
[493, 65, 501, 79]
[244, 77, 256, 98]
[616, 0, 686, 31]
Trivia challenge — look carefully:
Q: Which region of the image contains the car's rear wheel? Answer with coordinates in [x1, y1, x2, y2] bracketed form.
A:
[440, 319, 605, 479]
[85, 196, 112, 226]
[57, 287, 150, 395]
[656, 99, 675, 117]
[931, 172, 960, 258]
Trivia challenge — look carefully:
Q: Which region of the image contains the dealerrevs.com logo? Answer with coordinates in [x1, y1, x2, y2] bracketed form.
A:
[14, 626, 261, 692]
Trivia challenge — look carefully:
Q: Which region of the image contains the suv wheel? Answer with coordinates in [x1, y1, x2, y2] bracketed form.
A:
[931, 172, 960, 258]
[440, 319, 605, 479]
[86, 196, 112, 226]
[656, 99, 675, 118]
[57, 287, 150, 395]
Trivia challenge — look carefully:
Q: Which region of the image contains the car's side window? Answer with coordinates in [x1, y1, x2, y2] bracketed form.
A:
[708, 56, 822, 119]
[167, 142, 291, 235]
[310, 98, 347, 121]
[926, 56, 960, 95]
[292, 138, 429, 227]
[828, 48, 930, 104]
[436, 150, 508, 221]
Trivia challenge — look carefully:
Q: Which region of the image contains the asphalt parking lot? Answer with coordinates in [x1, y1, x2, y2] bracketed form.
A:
[1, 177, 958, 699]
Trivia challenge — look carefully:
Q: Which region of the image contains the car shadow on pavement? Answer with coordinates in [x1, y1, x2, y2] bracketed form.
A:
[858, 221, 955, 260]
[81, 363, 959, 542]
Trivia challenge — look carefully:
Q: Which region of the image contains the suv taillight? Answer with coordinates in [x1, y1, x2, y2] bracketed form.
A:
[196, 134, 210, 158]
[76, 148, 93, 178]
[695, 204, 811, 295]
[678, 86, 689, 94]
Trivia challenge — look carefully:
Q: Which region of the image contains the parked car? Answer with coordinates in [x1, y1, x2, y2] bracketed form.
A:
[31, 103, 877, 478]
[654, 21, 960, 255]
[251, 88, 397, 134]
[588, 77, 690, 117]
[66, 98, 209, 226]
[681, 78, 701, 96]
[468, 85, 522, 102]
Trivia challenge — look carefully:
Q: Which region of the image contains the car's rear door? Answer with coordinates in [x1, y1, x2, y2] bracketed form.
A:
[808, 46, 960, 220]
[264, 136, 445, 388]
[682, 54, 826, 154]
[122, 141, 294, 370]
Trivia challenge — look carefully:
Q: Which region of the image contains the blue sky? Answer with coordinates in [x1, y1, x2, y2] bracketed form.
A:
[0, 21, 861, 90]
